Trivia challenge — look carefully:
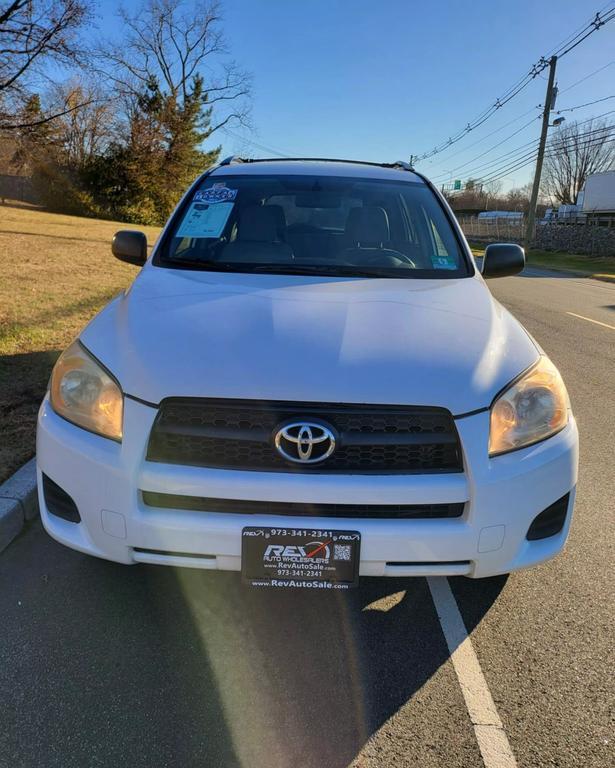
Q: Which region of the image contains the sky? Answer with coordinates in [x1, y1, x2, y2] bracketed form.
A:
[87, 0, 615, 191]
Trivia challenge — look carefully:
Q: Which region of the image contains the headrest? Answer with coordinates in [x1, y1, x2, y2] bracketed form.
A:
[264, 204, 286, 238]
[345, 206, 390, 245]
[238, 205, 279, 242]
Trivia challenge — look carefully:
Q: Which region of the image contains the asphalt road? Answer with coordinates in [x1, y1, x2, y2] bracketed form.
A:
[1, 267, 614, 768]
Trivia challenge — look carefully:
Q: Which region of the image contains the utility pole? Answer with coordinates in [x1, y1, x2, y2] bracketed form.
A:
[525, 55, 557, 246]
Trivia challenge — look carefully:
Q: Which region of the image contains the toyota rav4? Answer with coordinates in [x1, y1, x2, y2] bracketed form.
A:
[37, 158, 578, 587]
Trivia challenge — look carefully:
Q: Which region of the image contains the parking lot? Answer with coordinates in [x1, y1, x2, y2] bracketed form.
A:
[1, 267, 613, 768]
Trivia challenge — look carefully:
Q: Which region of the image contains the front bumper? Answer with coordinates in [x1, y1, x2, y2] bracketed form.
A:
[36, 396, 578, 578]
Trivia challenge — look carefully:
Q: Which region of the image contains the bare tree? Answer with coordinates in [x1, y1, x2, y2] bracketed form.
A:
[97, 0, 251, 134]
[0, 0, 94, 130]
[48, 79, 115, 167]
[483, 179, 502, 204]
[0, 1, 90, 95]
[506, 182, 532, 212]
[542, 118, 615, 204]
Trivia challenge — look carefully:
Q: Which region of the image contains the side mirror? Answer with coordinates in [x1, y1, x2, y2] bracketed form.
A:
[112, 230, 147, 266]
[481, 243, 525, 279]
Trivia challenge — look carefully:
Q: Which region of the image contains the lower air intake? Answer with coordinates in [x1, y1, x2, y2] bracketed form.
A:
[526, 494, 570, 541]
[141, 492, 465, 519]
[42, 474, 81, 523]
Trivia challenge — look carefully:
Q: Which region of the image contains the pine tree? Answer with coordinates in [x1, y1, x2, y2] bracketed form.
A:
[11, 95, 56, 173]
[89, 74, 220, 225]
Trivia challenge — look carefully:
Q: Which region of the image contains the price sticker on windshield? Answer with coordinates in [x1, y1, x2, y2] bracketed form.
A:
[176, 201, 234, 238]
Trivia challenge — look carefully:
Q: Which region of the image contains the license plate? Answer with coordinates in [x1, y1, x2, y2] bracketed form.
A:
[241, 527, 361, 590]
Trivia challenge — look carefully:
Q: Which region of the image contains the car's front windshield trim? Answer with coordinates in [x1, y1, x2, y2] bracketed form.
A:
[153, 173, 473, 279]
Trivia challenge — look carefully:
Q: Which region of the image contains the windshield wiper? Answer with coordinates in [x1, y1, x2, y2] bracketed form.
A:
[164, 258, 403, 278]
[248, 263, 392, 278]
[163, 258, 250, 272]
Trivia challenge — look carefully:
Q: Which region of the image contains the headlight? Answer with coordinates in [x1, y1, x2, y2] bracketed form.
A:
[49, 341, 123, 441]
[489, 356, 569, 456]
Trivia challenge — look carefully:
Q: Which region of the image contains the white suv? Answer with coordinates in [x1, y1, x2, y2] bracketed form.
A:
[37, 158, 578, 587]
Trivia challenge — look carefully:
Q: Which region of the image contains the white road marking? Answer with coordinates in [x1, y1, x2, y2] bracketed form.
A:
[566, 311, 615, 331]
[427, 577, 518, 768]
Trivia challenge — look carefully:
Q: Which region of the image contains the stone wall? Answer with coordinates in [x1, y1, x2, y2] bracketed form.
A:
[459, 216, 615, 257]
[534, 224, 615, 256]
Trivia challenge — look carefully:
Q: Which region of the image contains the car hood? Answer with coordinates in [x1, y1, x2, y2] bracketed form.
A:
[81, 266, 539, 414]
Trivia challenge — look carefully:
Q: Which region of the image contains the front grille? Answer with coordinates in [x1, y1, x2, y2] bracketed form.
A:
[146, 399, 463, 473]
[141, 492, 465, 519]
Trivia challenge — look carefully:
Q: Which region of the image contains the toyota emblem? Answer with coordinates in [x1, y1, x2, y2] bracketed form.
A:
[274, 421, 336, 464]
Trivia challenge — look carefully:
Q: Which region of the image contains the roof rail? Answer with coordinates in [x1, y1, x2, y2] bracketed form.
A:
[218, 155, 246, 166]
[216, 156, 417, 172]
[390, 160, 415, 171]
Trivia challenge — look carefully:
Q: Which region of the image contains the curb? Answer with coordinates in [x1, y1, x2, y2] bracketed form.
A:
[528, 267, 615, 283]
[0, 458, 38, 553]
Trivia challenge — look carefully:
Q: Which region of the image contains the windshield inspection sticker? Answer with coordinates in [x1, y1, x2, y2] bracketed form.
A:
[194, 186, 238, 204]
[432, 255, 458, 270]
[176, 201, 234, 238]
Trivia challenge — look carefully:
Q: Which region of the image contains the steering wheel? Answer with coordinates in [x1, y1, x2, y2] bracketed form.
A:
[360, 251, 416, 268]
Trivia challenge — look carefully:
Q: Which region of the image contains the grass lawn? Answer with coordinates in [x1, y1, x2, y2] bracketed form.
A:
[0, 203, 160, 483]
[469, 243, 615, 278]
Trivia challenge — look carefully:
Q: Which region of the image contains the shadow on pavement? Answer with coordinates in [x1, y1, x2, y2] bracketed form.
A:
[0, 524, 509, 768]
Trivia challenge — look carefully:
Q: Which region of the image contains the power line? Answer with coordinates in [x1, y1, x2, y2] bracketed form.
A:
[478, 128, 615, 186]
[556, 8, 615, 57]
[472, 124, 615, 185]
[416, 6, 615, 162]
[479, 137, 615, 188]
[439, 120, 615, 189]
[436, 109, 615, 183]
[555, 94, 615, 113]
[430, 116, 541, 181]
[542, 0, 614, 57]
[559, 59, 615, 93]
[417, 75, 542, 161]
[439, 137, 542, 182]
[428, 61, 615, 173]
[475, 110, 615, 176]
[524, 1, 615, 223]
[221, 128, 291, 158]
[425, 106, 540, 169]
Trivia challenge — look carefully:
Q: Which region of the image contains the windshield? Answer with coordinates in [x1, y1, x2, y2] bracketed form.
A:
[158, 174, 470, 278]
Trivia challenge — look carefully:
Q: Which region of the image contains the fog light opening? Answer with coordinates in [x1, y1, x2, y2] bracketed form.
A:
[42, 474, 81, 523]
[526, 494, 570, 541]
